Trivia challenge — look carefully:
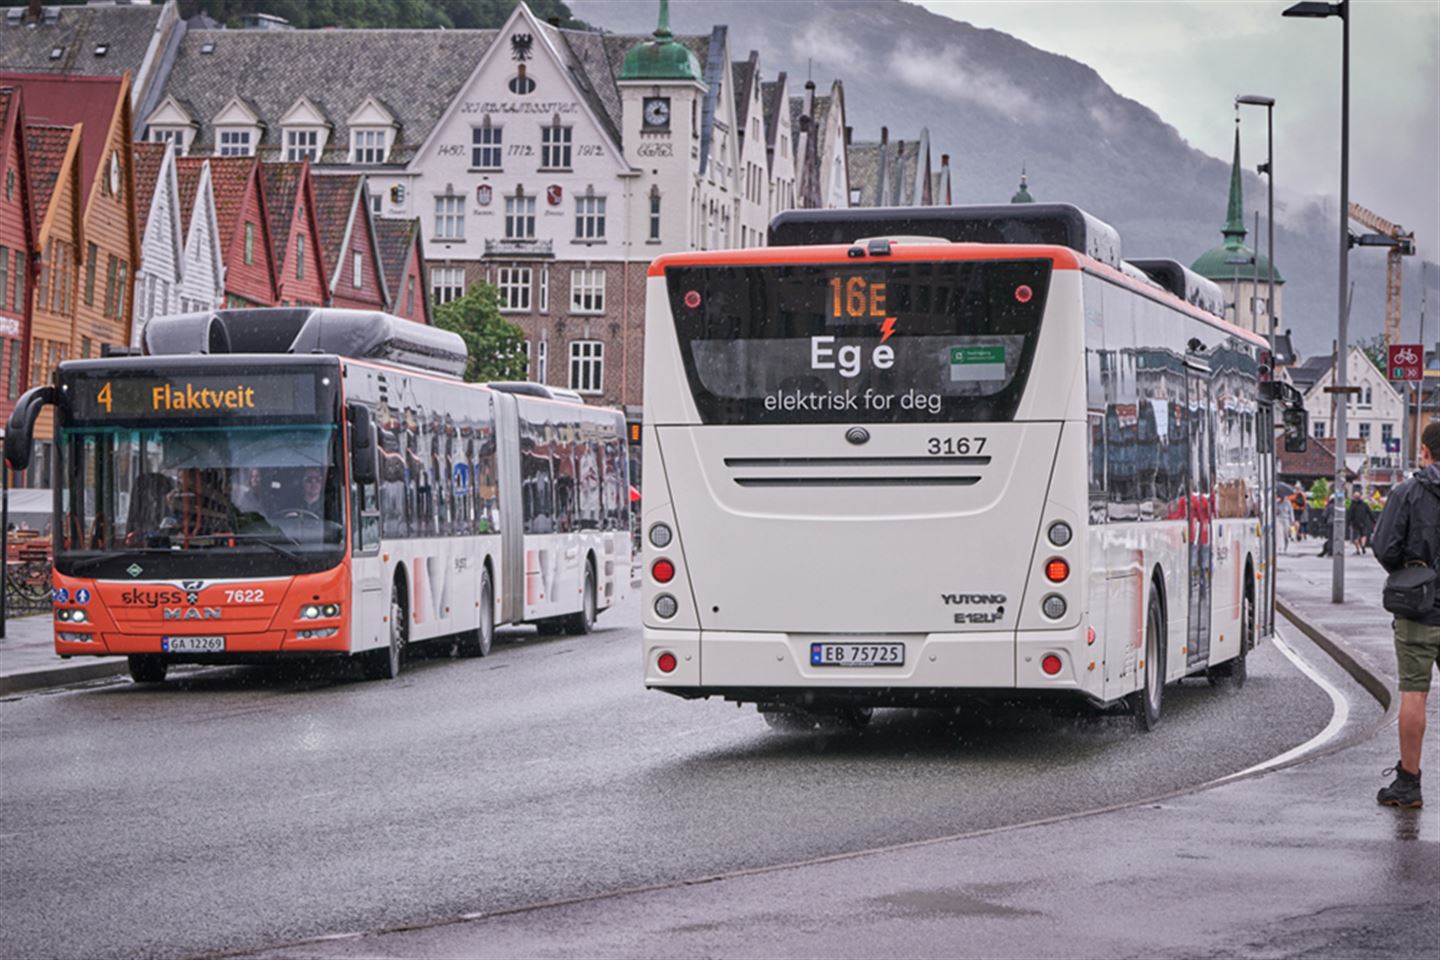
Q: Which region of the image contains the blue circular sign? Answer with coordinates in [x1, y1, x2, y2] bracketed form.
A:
[53, 588, 70, 604]
[76, 588, 92, 604]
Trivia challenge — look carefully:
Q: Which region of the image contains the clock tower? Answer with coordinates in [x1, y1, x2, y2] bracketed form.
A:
[618, 0, 706, 251]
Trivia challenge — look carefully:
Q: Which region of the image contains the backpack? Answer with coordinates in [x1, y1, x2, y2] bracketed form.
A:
[1382, 483, 1440, 619]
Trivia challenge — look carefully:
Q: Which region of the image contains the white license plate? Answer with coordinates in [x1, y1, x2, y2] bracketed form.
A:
[810, 642, 905, 667]
[162, 636, 225, 653]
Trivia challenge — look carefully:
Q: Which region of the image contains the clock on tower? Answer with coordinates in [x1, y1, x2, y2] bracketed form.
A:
[642, 97, 671, 131]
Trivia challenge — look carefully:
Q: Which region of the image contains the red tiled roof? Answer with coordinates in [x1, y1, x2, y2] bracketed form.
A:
[130, 141, 166, 238]
[310, 174, 359, 279]
[261, 161, 302, 271]
[0, 74, 127, 210]
[373, 217, 417, 309]
[24, 123, 74, 230]
[200, 156, 258, 258]
[174, 156, 203, 237]
[0, 89, 12, 149]
[1278, 437, 1357, 481]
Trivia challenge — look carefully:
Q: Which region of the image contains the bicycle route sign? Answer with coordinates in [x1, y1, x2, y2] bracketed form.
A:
[1388, 343, 1423, 381]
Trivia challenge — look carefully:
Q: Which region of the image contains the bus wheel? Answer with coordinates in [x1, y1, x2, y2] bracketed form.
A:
[459, 569, 495, 658]
[565, 564, 597, 636]
[1208, 584, 1252, 688]
[362, 587, 406, 680]
[127, 655, 167, 684]
[1132, 591, 1165, 731]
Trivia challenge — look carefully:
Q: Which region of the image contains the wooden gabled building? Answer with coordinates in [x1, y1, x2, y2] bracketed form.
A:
[374, 217, 429, 325]
[193, 155, 276, 308]
[172, 157, 225, 315]
[130, 140, 182, 344]
[311, 174, 386, 312]
[261, 160, 327, 307]
[0, 85, 36, 424]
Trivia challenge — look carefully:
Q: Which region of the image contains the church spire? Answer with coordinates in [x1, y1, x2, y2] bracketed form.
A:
[656, 0, 672, 40]
[1222, 122, 1247, 249]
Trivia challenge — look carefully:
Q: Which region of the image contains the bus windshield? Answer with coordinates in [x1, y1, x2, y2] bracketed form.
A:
[665, 258, 1052, 424]
[56, 424, 344, 579]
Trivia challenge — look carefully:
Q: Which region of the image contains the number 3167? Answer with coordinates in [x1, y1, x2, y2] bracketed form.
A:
[927, 437, 985, 455]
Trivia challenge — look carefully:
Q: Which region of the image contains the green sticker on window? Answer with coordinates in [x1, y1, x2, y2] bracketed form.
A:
[950, 345, 1006, 381]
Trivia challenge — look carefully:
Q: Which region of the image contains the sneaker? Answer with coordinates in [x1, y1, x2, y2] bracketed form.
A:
[1377, 762, 1423, 808]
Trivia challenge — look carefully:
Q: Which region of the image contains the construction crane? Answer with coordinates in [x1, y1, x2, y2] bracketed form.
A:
[1349, 201, 1416, 348]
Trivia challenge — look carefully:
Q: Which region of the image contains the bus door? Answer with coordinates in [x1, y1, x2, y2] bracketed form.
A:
[491, 391, 526, 623]
[1257, 401, 1276, 638]
[1185, 362, 1214, 669]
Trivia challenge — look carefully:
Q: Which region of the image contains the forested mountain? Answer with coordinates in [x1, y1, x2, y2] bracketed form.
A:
[0, 0, 585, 30]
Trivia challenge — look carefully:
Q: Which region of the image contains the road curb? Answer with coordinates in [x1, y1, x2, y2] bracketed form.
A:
[0, 659, 129, 696]
[1275, 596, 1393, 712]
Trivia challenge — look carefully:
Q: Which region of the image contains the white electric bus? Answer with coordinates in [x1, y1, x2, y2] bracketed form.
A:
[6, 308, 629, 683]
[639, 204, 1305, 729]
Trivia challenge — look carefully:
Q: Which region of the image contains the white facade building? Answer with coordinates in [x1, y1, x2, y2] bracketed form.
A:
[1298, 345, 1406, 471]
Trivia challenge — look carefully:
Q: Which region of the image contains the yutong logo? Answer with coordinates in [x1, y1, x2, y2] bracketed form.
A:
[942, 593, 1006, 625]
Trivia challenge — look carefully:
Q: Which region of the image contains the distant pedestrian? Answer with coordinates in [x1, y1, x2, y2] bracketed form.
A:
[1317, 495, 1337, 557]
[1276, 493, 1291, 553]
[1371, 421, 1440, 808]
[1292, 490, 1308, 540]
[1347, 486, 1374, 555]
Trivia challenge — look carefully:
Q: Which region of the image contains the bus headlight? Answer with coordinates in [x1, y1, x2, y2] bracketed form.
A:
[58, 608, 89, 624]
[301, 605, 321, 620]
[649, 523, 673, 549]
[56, 609, 71, 622]
[654, 594, 678, 619]
[1041, 595, 1067, 620]
[1048, 521, 1073, 547]
[321, 604, 341, 618]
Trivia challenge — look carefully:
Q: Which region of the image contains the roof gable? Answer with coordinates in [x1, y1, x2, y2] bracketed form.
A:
[1, 73, 129, 211]
[131, 140, 167, 238]
[278, 96, 331, 129]
[374, 217, 419, 311]
[310, 173, 361, 282]
[213, 96, 262, 127]
[347, 96, 395, 128]
[24, 123, 77, 236]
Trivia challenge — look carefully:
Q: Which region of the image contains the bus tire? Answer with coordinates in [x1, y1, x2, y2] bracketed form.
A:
[1132, 590, 1165, 731]
[459, 568, 495, 658]
[362, 585, 406, 680]
[127, 655, 167, 684]
[1208, 577, 1252, 688]
[565, 562, 596, 636]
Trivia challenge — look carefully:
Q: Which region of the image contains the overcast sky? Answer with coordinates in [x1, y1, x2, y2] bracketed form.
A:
[915, 0, 1440, 260]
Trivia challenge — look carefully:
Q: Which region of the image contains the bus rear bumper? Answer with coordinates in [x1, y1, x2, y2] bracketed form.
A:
[55, 631, 353, 657]
[645, 626, 1097, 701]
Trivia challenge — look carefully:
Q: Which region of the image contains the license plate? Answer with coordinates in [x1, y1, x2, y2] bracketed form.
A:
[810, 642, 905, 667]
[162, 636, 225, 653]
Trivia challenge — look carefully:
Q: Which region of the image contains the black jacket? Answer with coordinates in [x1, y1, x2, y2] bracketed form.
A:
[1346, 498, 1374, 537]
[1373, 464, 1440, 625]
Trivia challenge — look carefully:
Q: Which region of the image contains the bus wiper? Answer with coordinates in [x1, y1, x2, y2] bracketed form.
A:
[227, 534, 302, 562]
[65, 548, 174, 574]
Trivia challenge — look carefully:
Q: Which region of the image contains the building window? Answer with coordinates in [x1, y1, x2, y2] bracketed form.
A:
[103, 254, 118, 318]
[471, 123, 502, 169]
[150, 127, 188, 157]
[244, 222, 255, 264]
[218, 128, 253, 157]
[648, 188, 661, 241]
[351, 128, 388, 164]
[1383, 423, 1395, 445]
[575, 194, 605, 241]
[352, 251, 363, 288]
[7, 342, 20, 400]
[540, 122, 572, 170]
[570, 268, 605, 314]
[84, 242, 97, 305]
[0, 246, 7, 307]
[12, 249, 22, 312]
[568, 340, 603, 395]
[538, 263, 549, 313]
[369, 193, 382, 216]
[431, 266, 465, 305]
[1314, 421, 1326, 439]
[521, 339, 530, 376]
[498, 267, 531, 313]
[505, 191, 536, 240]
[1359, 422, 1372, 441]
[538, 338, 548, 384]
[285, 128, 320, 162]
[117, 261, 128, 321]
[296, 234, 305, 279]
[434, 194, 465, 240]
[404, 277, 415, 317]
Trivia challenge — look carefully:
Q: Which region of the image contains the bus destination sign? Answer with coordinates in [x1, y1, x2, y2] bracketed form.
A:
[67, 372, 322, 421]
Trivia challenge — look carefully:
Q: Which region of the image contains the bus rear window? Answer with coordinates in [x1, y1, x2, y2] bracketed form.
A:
[665, 259, 1051, 424]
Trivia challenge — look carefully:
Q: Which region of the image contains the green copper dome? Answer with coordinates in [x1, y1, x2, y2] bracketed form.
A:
[1192, 127, 1285, 283]
[1011, 168, 1033, 204]
[619, 0, 702, 83]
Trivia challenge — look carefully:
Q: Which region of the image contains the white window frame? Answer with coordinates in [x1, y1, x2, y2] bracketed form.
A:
[149, 127, 190, 157]
[498, 266, 532, 313]
[1314, 421, 1326, 439]
[350, 128, 389, 165]
[471, 123, 502, 170]
[505, 193, 536, 240]
[434, 194, 465, 241]
[352, 251, 364, 289]
[1358, 421, 1371, 441]
[284, 127, 321, 162]
[369, 193, 382, 217]
[217, 127, 255, 157]
[648, 189, 661, 242]
[570, 268, 605, 315]
[538, 338, 548, 383]
[539, 264, 549, 313]
[568, 340, 603, 395]
[540, 123, 573, 170]
[431, 266, 465, 305]
[574, 195, 606, 241]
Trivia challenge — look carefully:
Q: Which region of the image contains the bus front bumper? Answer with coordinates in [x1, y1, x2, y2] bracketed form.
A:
[644, 626, 1100, 700]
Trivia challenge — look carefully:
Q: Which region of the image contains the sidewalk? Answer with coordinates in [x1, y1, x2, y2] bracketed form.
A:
[0, 613, 128, 695]
[256, 550, 1439, 959]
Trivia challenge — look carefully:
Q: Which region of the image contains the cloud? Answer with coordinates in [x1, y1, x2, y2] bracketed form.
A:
[892, 45, 1044, 118]
[788, 23, 863, 75]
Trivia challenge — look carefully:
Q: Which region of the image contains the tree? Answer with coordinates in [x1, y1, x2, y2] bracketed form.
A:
[1308, 477, 1330, 508]
[1356, 333, 1387, 375]
[433, 282, 527, 383]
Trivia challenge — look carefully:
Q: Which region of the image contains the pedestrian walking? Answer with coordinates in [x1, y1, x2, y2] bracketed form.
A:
[1317, 494, 1336, 557]
[1346, 486, 1374, 555]
[1370, 422, 1440, 808]
[1293, 490, 1308, 540]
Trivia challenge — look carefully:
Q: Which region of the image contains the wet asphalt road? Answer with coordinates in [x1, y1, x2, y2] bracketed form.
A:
[0, 599, 1334, 960]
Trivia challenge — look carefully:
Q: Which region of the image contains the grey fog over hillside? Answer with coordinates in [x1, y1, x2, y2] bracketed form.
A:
[573, 0, 1439, 361]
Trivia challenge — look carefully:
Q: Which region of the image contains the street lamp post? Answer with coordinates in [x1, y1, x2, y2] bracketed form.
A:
[1236, 94, 1277, 365]
[1284, 0, 1348, 603]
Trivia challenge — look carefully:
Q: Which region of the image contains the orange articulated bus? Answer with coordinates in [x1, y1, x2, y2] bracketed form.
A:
[4, 308, 630, 684]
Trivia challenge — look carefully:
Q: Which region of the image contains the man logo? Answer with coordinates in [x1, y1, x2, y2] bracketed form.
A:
[163, 608, 222, 621]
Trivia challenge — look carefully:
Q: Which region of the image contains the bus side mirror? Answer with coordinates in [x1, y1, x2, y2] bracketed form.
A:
[1283, 407, 1308, 453]
[348, 404, 377, 485]
[5, 386, 55, 472]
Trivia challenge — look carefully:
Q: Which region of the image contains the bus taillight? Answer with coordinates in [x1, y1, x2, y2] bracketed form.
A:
[657, 652, 678, 674]
[1041, 654, 1063, 676]
[1015, 284, 1033, 304]
[1045, 558, 1070, 583]
[652, 559, 675, 584]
